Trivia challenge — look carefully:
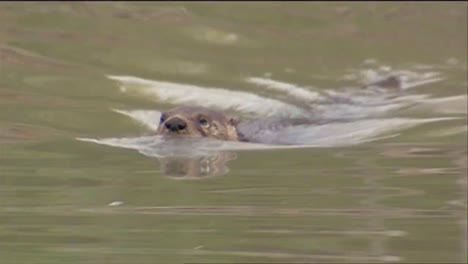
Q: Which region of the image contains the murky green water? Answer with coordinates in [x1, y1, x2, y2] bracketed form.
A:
[1, 2, 467, 263]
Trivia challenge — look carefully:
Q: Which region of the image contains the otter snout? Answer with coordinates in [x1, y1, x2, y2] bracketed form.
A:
[164, 117, 187, 132]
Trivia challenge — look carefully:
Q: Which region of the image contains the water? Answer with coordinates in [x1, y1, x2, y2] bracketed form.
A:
[1, 2, 467, 263]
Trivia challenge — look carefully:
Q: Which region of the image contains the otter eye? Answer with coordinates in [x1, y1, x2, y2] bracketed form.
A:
[160, 114, 166, 124]
[198, 116, 209, 127]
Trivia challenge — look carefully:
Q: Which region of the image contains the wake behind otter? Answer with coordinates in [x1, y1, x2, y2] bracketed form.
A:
[79, 63, 465, 158]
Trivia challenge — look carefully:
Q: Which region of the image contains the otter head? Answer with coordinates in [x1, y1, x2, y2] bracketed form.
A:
[156, 106, 241, 141]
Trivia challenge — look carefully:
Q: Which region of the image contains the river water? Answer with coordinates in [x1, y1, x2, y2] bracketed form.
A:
[0, 2, 467, 263]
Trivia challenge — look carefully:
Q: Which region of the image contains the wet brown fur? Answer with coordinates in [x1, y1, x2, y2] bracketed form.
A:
[156, 106, 243, 141]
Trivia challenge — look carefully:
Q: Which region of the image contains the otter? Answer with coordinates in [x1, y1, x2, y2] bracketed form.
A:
[156, 106, 246, 141]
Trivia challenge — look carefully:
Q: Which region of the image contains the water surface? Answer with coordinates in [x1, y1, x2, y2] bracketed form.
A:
[0, 2, 467, 263]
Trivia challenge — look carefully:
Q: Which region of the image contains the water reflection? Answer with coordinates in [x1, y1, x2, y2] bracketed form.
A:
[158, 152, 237, 179]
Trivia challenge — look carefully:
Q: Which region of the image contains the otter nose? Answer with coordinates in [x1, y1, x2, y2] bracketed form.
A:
[164, 117, 187, 132]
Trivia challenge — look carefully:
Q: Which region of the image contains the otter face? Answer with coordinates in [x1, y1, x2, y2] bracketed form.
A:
[156, 106, 240, 141]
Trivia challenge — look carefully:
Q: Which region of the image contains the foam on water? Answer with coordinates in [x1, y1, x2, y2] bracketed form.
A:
[246, 77, 323, 101]
[418, 95, 468, 114]
[242, 72, 441, 119]
[111, 109, 162, 130]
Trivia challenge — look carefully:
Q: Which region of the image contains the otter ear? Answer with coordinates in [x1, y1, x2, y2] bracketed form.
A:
[229, 116, 240, 126]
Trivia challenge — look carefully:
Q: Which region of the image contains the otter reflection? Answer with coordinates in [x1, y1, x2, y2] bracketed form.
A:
[158, 152, 237, 179]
